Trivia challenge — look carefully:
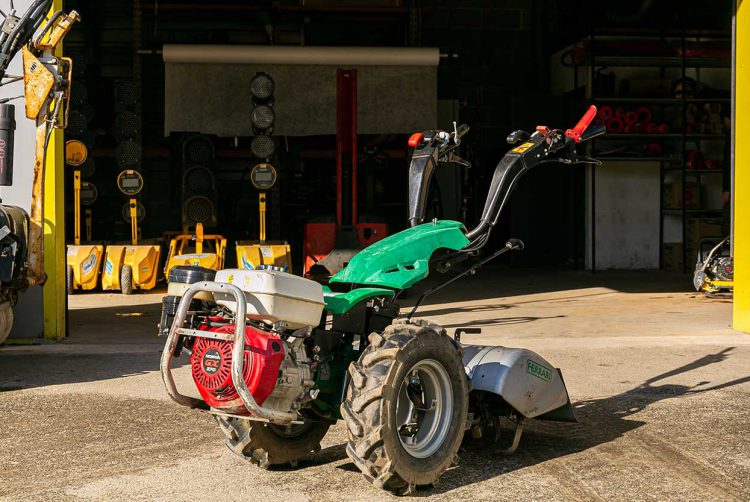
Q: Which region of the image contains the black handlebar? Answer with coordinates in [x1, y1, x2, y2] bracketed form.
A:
[407, 107, 605, 235]
[464, 108, 605, 241]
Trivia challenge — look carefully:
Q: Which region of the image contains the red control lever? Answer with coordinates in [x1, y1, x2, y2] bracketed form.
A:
[565, 105, 597, 143]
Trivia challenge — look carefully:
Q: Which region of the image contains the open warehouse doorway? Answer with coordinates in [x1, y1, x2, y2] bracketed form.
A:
[0, 0, 745, 338]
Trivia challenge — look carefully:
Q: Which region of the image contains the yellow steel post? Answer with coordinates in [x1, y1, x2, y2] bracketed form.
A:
[130, 198, 138, 245]
[73, 170, 80, 245]
[259, 192, 267, 243]
[735, 0, 750, 332]
[196, 223, 204, 254]
[42, 0, 66, 341]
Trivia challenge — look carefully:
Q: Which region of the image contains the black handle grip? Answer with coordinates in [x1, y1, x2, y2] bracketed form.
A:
[580, 124, 606, 142]
[507, 238, 524, 251]
[506, 130, 530, 145]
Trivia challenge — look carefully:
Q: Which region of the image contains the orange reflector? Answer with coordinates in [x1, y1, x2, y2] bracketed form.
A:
[408, 133, 424, 147]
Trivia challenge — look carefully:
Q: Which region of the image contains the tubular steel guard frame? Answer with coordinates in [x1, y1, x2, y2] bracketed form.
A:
[159, 280, 299, 423]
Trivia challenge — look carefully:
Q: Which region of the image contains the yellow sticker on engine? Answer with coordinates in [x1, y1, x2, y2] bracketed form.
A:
[512, 142, 534, 153]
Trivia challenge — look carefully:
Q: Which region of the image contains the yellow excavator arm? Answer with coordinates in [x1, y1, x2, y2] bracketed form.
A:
[14, 8, 79, 286]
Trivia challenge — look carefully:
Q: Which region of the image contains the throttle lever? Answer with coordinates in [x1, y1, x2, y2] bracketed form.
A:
[565, 105, 598, 143]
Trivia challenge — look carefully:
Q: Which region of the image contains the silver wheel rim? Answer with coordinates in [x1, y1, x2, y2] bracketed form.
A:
[395, 359, 454, 459]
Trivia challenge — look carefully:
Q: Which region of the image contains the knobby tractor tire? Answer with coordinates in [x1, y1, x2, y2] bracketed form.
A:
[217, 416, 332, 468]
[341, 319, 469, 495]
[66, 265, 74, 295]
[0, 302, 13, 344]
[120, 265, 133, 295]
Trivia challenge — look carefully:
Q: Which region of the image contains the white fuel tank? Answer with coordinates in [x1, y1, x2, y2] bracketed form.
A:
[213, 269, 325, 329]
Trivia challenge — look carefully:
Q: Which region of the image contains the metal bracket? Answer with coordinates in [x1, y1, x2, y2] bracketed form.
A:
[497, 417, 524, 456]
[408, 239, 523, 319]
[453, 327, 481, 343]
[175, 327, 234, 342]
[1, 15, 19, 35]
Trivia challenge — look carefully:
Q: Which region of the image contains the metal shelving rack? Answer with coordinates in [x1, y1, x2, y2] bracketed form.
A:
[572, 29, 730, 272]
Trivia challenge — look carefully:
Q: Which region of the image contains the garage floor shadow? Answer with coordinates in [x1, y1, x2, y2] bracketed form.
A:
[0, 266, 735, 390]
[0, 301, 177, 390]
[402, 266, 707, 309]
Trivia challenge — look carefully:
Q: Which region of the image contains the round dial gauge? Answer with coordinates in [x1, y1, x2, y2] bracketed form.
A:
[117, 169, 144, 196]
[250, 163, 277, 191]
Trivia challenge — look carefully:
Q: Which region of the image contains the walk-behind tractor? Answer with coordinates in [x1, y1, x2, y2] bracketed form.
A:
[102, 169, 161, 295]
[160, 107, 604, 494]
[693, 236, 733, 294]
[65, 140, 103, 294]
[0, 1, 78, 341]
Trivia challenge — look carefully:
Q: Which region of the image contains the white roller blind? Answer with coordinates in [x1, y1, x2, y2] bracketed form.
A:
[163, 46, 438, 137]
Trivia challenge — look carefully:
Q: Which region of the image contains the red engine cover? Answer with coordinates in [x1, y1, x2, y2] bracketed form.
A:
[190, 324, 285, 414]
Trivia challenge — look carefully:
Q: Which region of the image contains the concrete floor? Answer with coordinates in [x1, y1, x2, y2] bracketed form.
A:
[1, 268, 748, 501]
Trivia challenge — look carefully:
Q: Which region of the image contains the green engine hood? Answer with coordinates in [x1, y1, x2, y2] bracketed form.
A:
[330, 220, 470, 290]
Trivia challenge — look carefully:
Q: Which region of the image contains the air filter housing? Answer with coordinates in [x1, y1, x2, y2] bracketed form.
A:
[159, 265, 217, 336]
